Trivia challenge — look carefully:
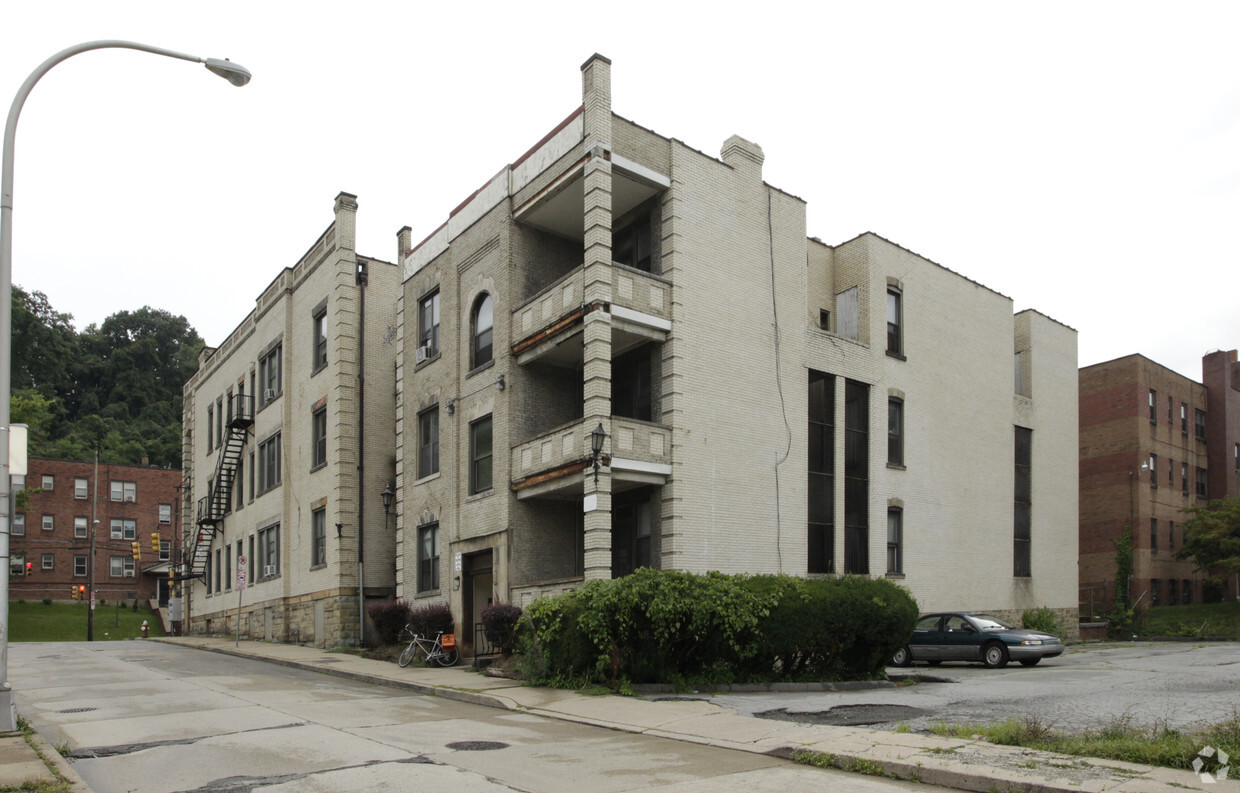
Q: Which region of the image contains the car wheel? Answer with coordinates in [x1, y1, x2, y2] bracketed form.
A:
[1019, 658, 1040, 667]
[982, 642, 1009, 669]
[891, 646, 912, 667]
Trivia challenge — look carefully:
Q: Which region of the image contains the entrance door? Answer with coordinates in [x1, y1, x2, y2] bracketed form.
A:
[462, 551, 493, 656]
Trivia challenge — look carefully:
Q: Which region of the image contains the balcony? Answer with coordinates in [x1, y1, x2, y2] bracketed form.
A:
[510, 416, 671, 500]
[511, 264, 671, 368]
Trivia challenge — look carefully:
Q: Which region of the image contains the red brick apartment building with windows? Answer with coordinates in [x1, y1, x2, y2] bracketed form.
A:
[1079, 350, 1240, 615]
[10, 458, 181, 605]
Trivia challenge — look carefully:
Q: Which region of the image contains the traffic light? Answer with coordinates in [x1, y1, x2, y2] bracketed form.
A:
[70, 587, 77, 600]
[151, 532, 161, 554]
[78, 585, 87, 601]
[131, 541, 142, 561]
[25, 562, 32, 576]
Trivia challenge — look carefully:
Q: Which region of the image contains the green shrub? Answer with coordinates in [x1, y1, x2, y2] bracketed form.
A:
[367, 599, 413, 646]
[1022, 606, 1066, 639]
[41, 598, 51, 606]
[517, 569, 916, 686]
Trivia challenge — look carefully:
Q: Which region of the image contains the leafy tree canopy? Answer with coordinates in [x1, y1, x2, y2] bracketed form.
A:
[9, 287, 201, 469]
[1176, 496, 1240, 582]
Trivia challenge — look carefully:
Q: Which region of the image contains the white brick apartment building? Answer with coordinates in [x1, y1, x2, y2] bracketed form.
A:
[395, 54, 1080, 656]
[181, 193, 400, 646]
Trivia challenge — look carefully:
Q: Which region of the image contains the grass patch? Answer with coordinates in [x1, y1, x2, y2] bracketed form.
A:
[8, 601, 165, 642]
[13, 714, 73, 793]
[793, 750, 887, 777]
[1139, 601, 1240, 639]
[927, 713, 1239, 773]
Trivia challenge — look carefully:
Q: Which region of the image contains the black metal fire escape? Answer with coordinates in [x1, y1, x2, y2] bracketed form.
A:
[188, 393, 254, 579]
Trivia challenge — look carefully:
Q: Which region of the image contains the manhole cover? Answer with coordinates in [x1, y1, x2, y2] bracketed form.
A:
[756, 704, 929, 726]
[445, 741, 508, 751]
[57, 707, 98, 714]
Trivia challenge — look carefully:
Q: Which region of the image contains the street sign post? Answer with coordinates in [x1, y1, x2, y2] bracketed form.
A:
[235, 556, 247, 647]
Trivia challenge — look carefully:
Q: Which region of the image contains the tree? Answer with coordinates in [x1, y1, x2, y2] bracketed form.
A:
[1176, 497, 1240, 583]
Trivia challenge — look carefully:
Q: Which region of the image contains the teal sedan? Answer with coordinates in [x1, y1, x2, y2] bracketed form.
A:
[891, 612, 1064, 669]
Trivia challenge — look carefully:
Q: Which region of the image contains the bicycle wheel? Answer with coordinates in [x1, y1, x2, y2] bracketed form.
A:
[434, 644, 459, 667]
[397, 641, 417, 668]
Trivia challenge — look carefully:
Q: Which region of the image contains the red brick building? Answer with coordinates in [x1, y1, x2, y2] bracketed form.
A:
[1079, 350, 1240, 615]
[10, 458, 182, 604]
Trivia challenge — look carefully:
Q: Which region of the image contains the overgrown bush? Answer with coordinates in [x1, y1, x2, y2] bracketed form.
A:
[367, 599, 413, 646]
[739, 575, 917, 681]
[517, 569, 917, 687]
[41, 598, 51, 606]
[408, 602, 454, 638]
[481, 602, 523, 656]
[1022, 606, 1066, 640]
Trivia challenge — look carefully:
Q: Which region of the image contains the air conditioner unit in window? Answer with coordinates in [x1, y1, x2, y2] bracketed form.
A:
[415, 344, 431, 364]
[124, 495, 135, 502]
[264, 388, 277, 401]
[124, 570, 135, 578]
[263, 564, 277, 577]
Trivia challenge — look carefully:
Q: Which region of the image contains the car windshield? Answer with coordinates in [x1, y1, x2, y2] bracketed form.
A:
[969, 614, 1016, 630]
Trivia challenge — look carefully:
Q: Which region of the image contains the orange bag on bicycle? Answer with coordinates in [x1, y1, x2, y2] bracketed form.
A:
[441, 633, 456, 649]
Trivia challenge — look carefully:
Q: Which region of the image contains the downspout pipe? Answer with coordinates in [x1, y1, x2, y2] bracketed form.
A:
[356, 259, 367, 646]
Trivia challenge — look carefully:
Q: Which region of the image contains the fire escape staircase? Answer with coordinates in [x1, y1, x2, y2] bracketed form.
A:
[187, 394, 254, 580]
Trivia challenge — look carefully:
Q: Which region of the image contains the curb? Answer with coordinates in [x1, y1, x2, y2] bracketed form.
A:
[28, 731, 92, 792]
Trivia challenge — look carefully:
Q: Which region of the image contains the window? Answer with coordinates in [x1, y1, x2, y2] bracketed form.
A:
[1196, 467, 1208, 498]
[110, 481, 136, 502]
[887, 508, 903, 574]
[417, 523, 439, 591]
[886, 288, 902, 356]
[1181, 403, 1188, 434]
[1167, 395, 1173, 422]
[844, 380, 869, 574]
[1151, 579, 1160, 605]
[73, 555, 87, 576]
[204, 554, 211, 592]
[1169, 520, 1175, 551]
[1013, 351, 1024, 396]
[41, 514, 53, 531]
[236, 457, 246, 510]
[1182, 580, 1192, 605]
[159, 539, 170, 562]
[217, 397, 224, 448]
[612, 215, 652, 271]
[312, 305, 328, 372]
[1195, 409, 1207, 441]
[1168, 458, 1174, 487]
[248, 450, 255, 503]
[818, 309, 830, 331]
[258, 434, 282, 494]
[159, 504, 172, 524]
[207, 404, 214, 453]
[471, 294, 494, 369]
[612, 492, 653, 576]
[1149, 389, 1157, 423]
[41, 554, 53, 570]
[74, 478, 88, 499]
[1168, 578, 1178, 606]
[41, 474, 53, 490]
[259, 343, 282, 405]
[11, 513, 23, 536]
[110, 519, 136, 540]
[835, 287, 859, 341]
[224, 546, 231, 591]
[214, 549, 222, 592]
[418, 290, 440, 358]
[1182, 462, 1189, 495]
[808, 371, 835, 574]
[469, 416, 493, 494]
[1235, 442, 1239, 472]
[1150, 518, 1158, 552]
[1149, 454, 1157, 488]
[74, 516, 88, 539]
[1014, 426, 1032, 577]
[110, 556, 135, 577]
[418, 407, 439, 479]
[311, 408, 327, 469]
[258, 524, 280, 578]
[311, 509, 326, 567]
[887, 398, 904, 467]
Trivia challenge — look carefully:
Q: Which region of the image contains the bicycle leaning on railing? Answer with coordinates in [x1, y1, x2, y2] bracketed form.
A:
[397, 625, 459, 668]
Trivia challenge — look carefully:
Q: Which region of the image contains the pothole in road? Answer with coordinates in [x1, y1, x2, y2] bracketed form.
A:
[446, 741, 509, 751]
[756, 704, 930, 726]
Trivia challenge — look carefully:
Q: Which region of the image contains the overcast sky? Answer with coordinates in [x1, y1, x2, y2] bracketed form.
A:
[3, 1, 1237, 381]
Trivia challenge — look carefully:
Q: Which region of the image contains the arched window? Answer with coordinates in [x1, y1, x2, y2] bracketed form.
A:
[472, 294, 493, 368]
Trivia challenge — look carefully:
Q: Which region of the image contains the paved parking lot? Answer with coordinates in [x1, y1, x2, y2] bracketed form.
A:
[655, 642, 1240, 734]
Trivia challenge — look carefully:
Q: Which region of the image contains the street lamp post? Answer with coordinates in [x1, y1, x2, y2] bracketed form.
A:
[0, 40, 250, 732]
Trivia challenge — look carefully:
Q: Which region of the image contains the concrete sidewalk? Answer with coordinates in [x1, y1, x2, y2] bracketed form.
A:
[0, 726, 91, 792]
[149, 635, 1234, 793]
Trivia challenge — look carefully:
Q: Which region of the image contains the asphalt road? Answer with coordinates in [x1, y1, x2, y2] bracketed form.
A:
[666, 641, 1240, 734]
[8, 641, 945, 793]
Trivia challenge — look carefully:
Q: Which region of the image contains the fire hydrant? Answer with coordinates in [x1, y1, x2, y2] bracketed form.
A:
[141, 620, 149, 639]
